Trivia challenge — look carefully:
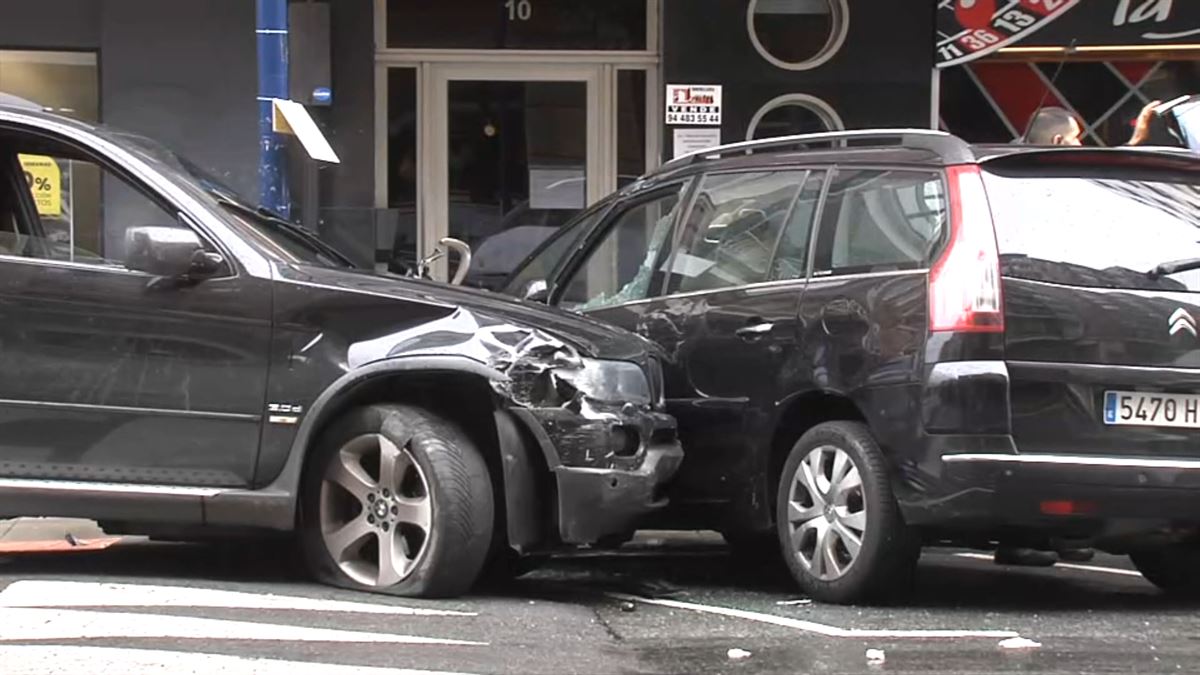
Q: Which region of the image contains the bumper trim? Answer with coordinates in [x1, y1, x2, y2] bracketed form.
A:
[943, 453, 1200, 471]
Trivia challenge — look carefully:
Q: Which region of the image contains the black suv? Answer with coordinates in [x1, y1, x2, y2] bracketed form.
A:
[505, 129, 1200, 603]
[0, 103, 681, 597]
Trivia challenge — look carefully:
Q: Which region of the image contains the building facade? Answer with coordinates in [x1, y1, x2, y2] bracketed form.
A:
[2, 1, 1195, 285]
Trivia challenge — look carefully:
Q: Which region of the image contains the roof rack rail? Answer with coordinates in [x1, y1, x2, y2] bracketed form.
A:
[663, 128, 974, 169]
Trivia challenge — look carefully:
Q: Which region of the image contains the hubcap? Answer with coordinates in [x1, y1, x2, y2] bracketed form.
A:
[319, 433, 432, 588]
[785, 445, 867, 581]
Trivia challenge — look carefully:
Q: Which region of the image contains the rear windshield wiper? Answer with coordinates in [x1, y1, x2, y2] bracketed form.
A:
[1148, 258, 1200, 279]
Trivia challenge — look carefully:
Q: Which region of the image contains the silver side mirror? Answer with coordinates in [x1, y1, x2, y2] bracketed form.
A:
[523, 279, 549, 302]
[125, 226, 223, 280]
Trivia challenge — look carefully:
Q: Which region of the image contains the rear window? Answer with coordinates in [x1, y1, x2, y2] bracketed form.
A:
[984, 172, 1200, 292]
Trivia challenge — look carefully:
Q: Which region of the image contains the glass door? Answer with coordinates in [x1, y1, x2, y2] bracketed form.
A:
[422, 64, 605, 287]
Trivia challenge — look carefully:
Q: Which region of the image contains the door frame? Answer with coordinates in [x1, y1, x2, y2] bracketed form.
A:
[420, 63, 606, 279]
[373, 2, 662, 278]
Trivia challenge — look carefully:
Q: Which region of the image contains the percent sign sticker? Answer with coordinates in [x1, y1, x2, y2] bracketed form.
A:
[17, 154, 62, 217]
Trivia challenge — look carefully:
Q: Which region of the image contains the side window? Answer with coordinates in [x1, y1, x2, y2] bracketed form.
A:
[559, 185, 687, 311]
[504, 204, 605, 298]
[770, 170, 825, 281]
[664, 170, 808, 295]
[4, 139, 185, 266]
[814, 169, 947, 276]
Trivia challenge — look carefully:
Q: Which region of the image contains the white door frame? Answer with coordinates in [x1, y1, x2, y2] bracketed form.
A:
[420, 62, 607, 279]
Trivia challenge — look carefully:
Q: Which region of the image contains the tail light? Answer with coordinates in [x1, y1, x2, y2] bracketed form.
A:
[929, 165, 1004, 334]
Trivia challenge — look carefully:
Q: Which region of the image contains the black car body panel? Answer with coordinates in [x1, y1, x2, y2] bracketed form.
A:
[505, 132, 1200, 553]
[0, 105, 681, 551]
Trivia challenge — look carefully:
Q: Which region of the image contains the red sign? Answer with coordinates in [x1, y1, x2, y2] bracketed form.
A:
[937, 0, 1082, 68]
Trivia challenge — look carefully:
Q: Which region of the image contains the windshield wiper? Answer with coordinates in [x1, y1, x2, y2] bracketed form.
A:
[218, 198, 355, 267]
[1148, 257, 1200, 279]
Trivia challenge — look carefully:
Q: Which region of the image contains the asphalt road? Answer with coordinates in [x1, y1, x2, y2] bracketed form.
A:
[0, 533, 1194, 675]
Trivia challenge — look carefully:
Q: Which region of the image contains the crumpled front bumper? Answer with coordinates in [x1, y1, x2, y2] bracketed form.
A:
[512, 405, 683, 544]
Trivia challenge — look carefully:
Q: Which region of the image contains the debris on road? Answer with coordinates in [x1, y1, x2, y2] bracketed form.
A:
[998, 637, 1042, 650]
[619, 601, 636, 613]
[865, 648, 886, 665]
[776, 598, 812, 606]
[726, 648, 752, 660]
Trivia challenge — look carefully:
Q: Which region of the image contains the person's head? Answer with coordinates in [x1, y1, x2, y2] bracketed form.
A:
[1026, 107, 1084, 145]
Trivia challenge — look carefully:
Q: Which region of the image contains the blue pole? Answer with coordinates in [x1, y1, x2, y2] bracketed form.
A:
[257, 0, 290, 216]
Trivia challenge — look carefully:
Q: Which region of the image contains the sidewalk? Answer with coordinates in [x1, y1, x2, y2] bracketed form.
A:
[0, 518, 118, 553]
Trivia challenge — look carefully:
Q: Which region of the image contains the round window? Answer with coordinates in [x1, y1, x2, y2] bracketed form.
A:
[747, 0, 849, 71]
[747, 94, 844, 141]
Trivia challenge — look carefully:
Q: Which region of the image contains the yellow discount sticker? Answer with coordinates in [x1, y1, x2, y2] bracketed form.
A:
[17, 154, 62, 217]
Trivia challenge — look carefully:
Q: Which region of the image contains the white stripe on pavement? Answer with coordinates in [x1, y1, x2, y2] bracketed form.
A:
[952, 552, 1147, 578]
[0, 580, 475, 616]
[607, 593, 1021, 639]
[0, 608, 487, 645]
[0, 645, 477, 675]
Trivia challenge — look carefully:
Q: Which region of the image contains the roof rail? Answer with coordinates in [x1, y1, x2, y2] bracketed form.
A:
[662, 128, 974, 169]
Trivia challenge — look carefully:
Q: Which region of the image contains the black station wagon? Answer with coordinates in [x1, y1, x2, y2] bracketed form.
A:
[505, 129, 1200, 603]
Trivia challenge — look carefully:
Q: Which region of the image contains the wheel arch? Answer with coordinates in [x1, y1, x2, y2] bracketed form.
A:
[208, 356, 551, 549]
[765, 389, 868, 522]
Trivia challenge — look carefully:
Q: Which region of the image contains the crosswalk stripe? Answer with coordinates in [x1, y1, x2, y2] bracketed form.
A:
[0, 580, 475, 616]
[0, 607, 487, 645]
[0, 645, 479, 675]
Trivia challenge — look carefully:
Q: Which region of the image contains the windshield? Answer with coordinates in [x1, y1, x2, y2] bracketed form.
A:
[984, 171, 1200, 292]
[110, 130, 356, 269]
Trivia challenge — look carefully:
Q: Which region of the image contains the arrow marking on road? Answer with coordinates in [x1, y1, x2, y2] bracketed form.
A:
[0, 608, 487, 645]
[0, 580, 475, 616]
[0, 645, 479, 675]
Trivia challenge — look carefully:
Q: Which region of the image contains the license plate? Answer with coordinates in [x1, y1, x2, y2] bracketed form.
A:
[1104, 391, 1200, 428]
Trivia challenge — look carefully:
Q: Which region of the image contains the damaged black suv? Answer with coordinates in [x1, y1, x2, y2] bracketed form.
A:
[0, 103, 681, 597]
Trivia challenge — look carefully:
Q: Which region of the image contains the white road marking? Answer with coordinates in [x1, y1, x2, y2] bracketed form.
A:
[607, 593, 1021, 639]
[952, 552, 1147, 578]
[0, 645, 477, 675]
[0, 608, 486, 645]
[0, 580, 475, 616]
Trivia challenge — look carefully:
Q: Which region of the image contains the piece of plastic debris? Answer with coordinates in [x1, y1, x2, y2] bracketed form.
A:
[776, 598, 813, 606]
[998, 637, 1042, 650]
[619, 601, 636, 613]
[865, 648, 886, 665]
[727, 648, 752, 660]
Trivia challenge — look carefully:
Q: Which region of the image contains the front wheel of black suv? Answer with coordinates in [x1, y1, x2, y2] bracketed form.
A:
[1131, 545, 1200, 597]
[776, 421, 919, 605]
[299, 404, 494, 598]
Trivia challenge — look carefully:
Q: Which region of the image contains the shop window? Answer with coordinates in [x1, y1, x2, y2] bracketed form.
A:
[387, 0, 647, 51]
[747, 94, 843, 141]
[941, 60, 1200, 147]
[747, 0, 849, 71]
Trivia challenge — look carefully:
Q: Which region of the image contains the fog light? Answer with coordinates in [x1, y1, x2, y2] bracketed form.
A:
[608, 425, 641, 457]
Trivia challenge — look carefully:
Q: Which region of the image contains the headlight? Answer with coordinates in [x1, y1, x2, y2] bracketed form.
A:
[554, 357, 652, 406]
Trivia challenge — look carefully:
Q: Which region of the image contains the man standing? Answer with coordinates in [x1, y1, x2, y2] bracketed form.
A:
[1025, 100, 1162, 146]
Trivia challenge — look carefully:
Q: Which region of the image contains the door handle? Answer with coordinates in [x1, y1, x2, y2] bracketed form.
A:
[736, 321, 775, 341]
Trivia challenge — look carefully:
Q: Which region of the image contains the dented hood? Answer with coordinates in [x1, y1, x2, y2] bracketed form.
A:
[277, 264, 656, 362]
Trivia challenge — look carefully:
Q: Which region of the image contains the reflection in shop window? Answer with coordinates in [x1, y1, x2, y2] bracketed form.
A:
[0, 50, 99, 258]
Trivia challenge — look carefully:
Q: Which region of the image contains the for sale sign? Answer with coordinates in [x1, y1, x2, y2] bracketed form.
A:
[666, 85, 722, 126]
[936, 0, 1081, 68]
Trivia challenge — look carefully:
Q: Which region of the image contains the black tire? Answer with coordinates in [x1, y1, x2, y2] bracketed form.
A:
[775, 421, 919, 605]
[1131, 546, 1200, 597]
[299, 404, 494, 598]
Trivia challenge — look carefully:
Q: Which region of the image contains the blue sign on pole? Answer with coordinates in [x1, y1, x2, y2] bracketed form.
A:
[313, 87, 333, 105]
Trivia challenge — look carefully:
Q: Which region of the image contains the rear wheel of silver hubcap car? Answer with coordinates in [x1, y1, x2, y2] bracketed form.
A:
[786, 444, 867, 581]
[320, 433, 432, 588]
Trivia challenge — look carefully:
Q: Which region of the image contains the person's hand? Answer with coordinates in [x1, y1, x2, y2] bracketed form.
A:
[1130, 100, 1162, 146]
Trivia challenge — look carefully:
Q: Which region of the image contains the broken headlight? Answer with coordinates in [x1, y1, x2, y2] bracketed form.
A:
[552, 357, 654, 407]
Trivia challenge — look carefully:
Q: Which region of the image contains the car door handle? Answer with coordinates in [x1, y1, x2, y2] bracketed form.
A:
[735, 321, 775, 341]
